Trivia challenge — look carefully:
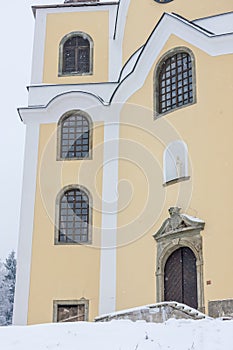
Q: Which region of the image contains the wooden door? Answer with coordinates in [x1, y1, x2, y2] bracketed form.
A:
[164, 247, 198, 309]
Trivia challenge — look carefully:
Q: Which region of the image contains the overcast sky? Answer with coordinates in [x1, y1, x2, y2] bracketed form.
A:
[0, 0, 62, 260]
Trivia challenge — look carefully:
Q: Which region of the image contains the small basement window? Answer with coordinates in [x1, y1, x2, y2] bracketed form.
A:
[53, 299, 89, 322]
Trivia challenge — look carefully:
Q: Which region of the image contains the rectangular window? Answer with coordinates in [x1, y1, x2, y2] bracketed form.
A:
[53, 299, 89, 322]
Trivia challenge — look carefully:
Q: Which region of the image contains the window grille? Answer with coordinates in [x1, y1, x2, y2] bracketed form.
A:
[60, 113, 90, 159]
[59, 188, 89, 243]
[57, 304, 85, 322]
[158, 52, 193, 114]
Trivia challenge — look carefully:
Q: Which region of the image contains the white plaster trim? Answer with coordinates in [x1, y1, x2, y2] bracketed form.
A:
[193, 12, 233, 35]
[109, 6, 122, 81]
[114, 0, 131, 42]
[99, 118, 120, 315]
[107, 0, 131, 81]
[31, 5, 119, 85]
[28, 11, 233, 108]
[112, 13, 233, 104]
[15, 92, 121, 321]
[13, 123, 40, 325]
[119, 46, 143, 82]
[33, 5, 118, 19]
[27, 83, 118, 108]
[19, 91, 108, 125]
[30, 10, 47, 84]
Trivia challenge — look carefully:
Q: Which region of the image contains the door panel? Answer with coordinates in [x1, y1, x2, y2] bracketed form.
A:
[164, 247, 198, 309]
[183, 248, 198, 309]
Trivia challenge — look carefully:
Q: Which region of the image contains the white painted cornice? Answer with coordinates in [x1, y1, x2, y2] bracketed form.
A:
[111, 12, 233, 104]
[21, 11, 233, 123]
[27, 84, 118, 108]
[18, 91, 112, 125]
[32, 1, 119, 18]
[193, 11, 233, 35]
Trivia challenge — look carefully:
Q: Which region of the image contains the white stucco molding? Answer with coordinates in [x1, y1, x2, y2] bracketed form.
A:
[193, 11, 233, 35]
[30, 4, 119, 85]
[111, 12, 233, 104]
[119, 46, 143, 82]
[13, 123, 40, 325]
[19, 91, 108, 125]
[16, 91, 124, 321]
[113, 0, 131, 41]
[99, 116, 121, 315]
[28, 12, 233, 110]
[27, 84, 118, 108]
[30, 10, 47, 84]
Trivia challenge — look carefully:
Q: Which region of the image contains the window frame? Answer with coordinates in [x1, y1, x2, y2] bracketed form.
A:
[53, 299, 89, 322]
[57, 110, 93, 161]
[54, 185, 93, 245]
[154, 47, 196, 119]
[58, 31, 93, 77]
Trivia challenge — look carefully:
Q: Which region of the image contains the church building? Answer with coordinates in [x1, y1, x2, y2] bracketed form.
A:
[13, 0, 233, 324]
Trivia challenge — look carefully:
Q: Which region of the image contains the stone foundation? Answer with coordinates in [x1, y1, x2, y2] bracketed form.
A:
[208, 299, 233, 318]
[95, 302, 209, 323]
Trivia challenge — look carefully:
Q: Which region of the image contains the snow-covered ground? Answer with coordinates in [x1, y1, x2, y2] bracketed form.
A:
[0, 318, 232, 350]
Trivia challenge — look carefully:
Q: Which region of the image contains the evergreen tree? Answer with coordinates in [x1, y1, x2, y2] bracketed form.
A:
[0, 251, 17, 326]
[0, 261, 7, 325]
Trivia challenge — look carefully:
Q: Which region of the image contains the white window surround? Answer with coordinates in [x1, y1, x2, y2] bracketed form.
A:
[163, 140, 189, 185]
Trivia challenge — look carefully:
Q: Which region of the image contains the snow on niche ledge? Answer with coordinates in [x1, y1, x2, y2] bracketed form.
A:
[95, 302, 209, 323]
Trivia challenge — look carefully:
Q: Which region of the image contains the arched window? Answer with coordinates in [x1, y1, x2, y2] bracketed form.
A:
[155, 48, 195, 116]
[59, 32, 93, 76]
[163, 140, 189, 185]
[58, 111, 91, 160]
[56, 186, 91, 244]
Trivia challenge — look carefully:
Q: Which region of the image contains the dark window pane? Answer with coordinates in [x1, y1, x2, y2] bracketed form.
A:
[62, 34, 91, 74]
[58, 188, 90, 243]
[57, 304, 85, 322]
[60, 114, 90, 159]
[158, 52, 193, 114]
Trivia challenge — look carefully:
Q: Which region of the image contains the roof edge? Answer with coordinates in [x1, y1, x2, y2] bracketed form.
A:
[32, 1, 119, 17]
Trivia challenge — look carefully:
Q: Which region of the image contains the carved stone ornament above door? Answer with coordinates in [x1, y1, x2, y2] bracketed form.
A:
[153, 206, 205, 243]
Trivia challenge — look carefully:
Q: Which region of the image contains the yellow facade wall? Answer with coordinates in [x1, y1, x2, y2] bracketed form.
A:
[27, 121, 104, 324]
[43, 11, 109, 84]
[117, 34, 233, 312]
[123, 0, 233, 64]
[26, 1, 233, 322]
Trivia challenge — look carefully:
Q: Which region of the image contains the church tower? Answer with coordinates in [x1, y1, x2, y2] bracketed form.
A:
[14, 0, 233, 324]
